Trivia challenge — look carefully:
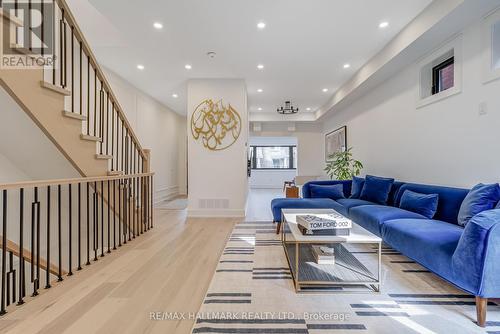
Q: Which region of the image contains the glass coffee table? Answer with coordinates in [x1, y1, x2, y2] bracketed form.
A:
[281, 209, 382, 293]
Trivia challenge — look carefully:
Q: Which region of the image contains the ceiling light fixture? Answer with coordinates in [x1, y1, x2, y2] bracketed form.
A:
[153, 22, 163, 29]
[257, 21, 266, 30]
[172, 93, 178, 98]
[185, 64, 192, 70]
[257, 88, 263, 93]
[343, 63, 351, 69]
[257, 107, 262, 111]
[322, 88, 328, 92]
[277, 101, 298, 114]
[257, 64, 264, 70]
[379, 21, 389, 28]
[137, 64, 145, 70]
[306, 107, 311, 111]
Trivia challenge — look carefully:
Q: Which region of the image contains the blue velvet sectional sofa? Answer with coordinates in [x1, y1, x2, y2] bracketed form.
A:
[271, 179, 500, 327]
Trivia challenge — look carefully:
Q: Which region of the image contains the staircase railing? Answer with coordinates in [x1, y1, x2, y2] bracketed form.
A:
[2, 0, 147, 175]
[0, 172, 154, 316]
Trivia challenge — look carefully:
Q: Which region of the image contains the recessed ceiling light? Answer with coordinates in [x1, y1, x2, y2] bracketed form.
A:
[153, 22, 163, 29]
[136, 64, 145, 70]
[379, 21, 389, 28]
[257, 107, 262, 111]
[343, 63, 351, 69]
[322, 88, 328, 92]
[172, 93, 178, 98]
[185, 64, 192, 70]
[306, 107, 311, 111]
[257, 64, 264, 70]
[257, 21, 266, 30]
[257, 88, 263, 93]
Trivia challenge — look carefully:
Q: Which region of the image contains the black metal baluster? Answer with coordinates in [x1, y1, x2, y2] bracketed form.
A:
[151, 175, 154, 228]
[101, 181, 104, 257]
[35, 187, 40, 295]
[1, 190, 7, 315]
[93, 69, 97, 137]
[71, 26, 74, 113]
[6, 251, 16, 306]
[57, 185, 62, 282]
[118, 178, 122, 247]
[113, 179, 116, 250]
[87, 55, 90, 136]
[86, 183, 90, 266]
[93, 182, 98, 261]
[31, 187, 40, 296]
[45, 186, 50, 289]
[107, 180, 110, 253]
[77, 183, 82, 270]
[68, 184, 73, 276]
[80, 40, 82, 116]
[18, 188, 25, 303]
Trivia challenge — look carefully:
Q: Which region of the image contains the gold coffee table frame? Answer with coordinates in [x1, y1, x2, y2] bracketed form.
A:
[281, 209, 382, 293]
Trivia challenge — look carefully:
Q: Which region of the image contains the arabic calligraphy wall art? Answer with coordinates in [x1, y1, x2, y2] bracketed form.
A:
[190, 99, 242, 151]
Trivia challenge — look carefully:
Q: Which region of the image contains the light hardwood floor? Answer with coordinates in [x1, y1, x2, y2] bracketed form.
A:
[0, 209, 238, 334]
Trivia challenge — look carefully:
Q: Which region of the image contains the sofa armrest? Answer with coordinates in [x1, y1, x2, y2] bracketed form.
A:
[302, 180, 352, 198]
[452, 209, 500, 297]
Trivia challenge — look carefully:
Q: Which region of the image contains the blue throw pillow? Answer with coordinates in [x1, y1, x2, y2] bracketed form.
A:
[399, 190, 439, 219]
[360, 175, 394, 205]
[350, 176, 365, 199]
[458, 183, 500, 226]
[309, 184, 345, 200]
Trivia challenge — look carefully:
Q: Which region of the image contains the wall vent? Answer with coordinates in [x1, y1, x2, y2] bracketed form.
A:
[199, 199, 230, 209]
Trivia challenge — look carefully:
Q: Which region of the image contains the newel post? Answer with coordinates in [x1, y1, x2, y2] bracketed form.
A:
[142, 149, 151, 173]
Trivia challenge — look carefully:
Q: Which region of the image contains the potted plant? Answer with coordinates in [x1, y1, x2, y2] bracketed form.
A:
[324, 147, 363, 180]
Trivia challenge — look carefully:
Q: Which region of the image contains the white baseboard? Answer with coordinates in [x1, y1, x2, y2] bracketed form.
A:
[154, 185, 179, 204]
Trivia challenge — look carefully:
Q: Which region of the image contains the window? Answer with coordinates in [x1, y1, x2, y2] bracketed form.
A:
[432, 57, 454, 95]
[483, 9, 500, 83]
[250, 146, 296, 169]
[417, 35, 462, 108]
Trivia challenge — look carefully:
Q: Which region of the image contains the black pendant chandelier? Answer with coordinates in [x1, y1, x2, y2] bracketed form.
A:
[277, 101, 298, 114]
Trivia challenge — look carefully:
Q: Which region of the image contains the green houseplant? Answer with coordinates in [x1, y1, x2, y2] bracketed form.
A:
[324, 147, 363, 180]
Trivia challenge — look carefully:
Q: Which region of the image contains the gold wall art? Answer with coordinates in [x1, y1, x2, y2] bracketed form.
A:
[191, 99, 242, 151]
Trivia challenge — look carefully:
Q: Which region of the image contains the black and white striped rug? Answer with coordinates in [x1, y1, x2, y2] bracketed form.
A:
[191, 221, 499, 334]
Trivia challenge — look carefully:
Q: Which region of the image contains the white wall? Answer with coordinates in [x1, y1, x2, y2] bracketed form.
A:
[251, 122, 325, 177]
[187, 79, 248, 217]
[248, 136, 297, 189]
[322, 16, 500, 188]
[104, 68, 187, 202]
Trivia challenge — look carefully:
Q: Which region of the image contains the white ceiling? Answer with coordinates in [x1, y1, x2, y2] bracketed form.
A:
[70, 0, 433, 116]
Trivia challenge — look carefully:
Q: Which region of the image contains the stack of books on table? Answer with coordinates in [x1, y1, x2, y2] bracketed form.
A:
[312, 245, 335, 265]
[296, 213, 352, 236]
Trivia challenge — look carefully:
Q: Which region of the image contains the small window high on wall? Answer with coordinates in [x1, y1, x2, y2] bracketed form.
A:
[483, 8, 500, 83]
[417, 35, 462, 108]
[432, 57, 454, 95]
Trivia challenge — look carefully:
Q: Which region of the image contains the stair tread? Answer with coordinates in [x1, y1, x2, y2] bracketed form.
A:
[63, 111, 87, 121]
[80, 134, 102, 142]
[95, 154, 113, 160]
[40, 81, 71, 96]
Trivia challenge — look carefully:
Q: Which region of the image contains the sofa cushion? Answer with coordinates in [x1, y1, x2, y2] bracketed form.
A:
[399, 190, 439, 219]
[457, 183, 500, 227]
[382, 219, 463, 279]
[360, 175, 394, 205]
[270, 198, 337, 222]
[309, 184, 345, 200]
[302, 180, 352, 199]
[336, 198, 376, 212]
[350, 176, 365, 199]
[350, 205, 427, 236]
[394, 183, 469, 225]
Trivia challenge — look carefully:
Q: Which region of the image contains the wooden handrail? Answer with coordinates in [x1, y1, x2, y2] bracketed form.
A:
[0, 237, 67, 276]
[53, 0, 146, 159]
[0, 172, 154, 191]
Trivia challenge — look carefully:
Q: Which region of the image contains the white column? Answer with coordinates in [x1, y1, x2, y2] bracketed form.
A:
[187, 79, 248, 217]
